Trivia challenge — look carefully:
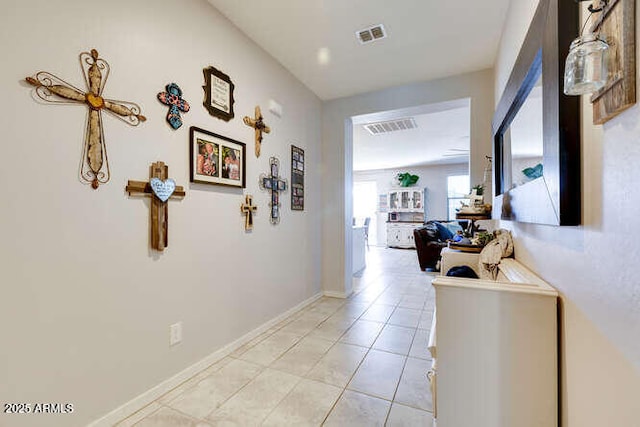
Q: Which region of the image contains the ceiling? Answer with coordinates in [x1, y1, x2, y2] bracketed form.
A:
[207, 0, 511, 100]
[352, 100, 471, 171]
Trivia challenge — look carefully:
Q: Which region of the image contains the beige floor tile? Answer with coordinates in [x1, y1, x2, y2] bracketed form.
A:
[372, 324, 416, 355]
[395, 357, 433, 411]
[347, 349, 406, 400]
[158, 357, 234, 404]
[134, 406, 211, 427]
[408, 328, 432, 360]
[165, 359, 263, 419]
[270, 336, 334, 376]
[237, 331, 302, 366]
[278, 315, 323, 335]
[360, 304, 396, 323]
[386, 403, 434, 426]
[307, 316, 356, 341]
[373, 293, 402, 306]
[305, 342, 368, 387]
[115, 402, 162, 427]
[388, 307, 422, 328]
[418, 310, 434, 330]
[397, 296, 426, 310]
[262, 379, 342, 426]
[229, 332, 272, 358]
[334, 302, 371, 318]
[206, 368, 300, 426]
[323, 390, 391, 427]
[339, 319, 385, 347]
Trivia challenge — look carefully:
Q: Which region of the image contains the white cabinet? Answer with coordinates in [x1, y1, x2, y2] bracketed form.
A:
[388, 188, 423, 212]
[386, 223, 421, 248]
[431, 258, 558, 427]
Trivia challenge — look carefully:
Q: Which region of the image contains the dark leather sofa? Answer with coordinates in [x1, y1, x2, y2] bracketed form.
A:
[414, 220, 462, 271]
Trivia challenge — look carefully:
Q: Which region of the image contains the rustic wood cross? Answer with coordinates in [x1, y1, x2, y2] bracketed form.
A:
[25, 48, 146, 189]
[243, 105, 271, 157]
[240, 194, 258, 231]
[126, 161, 185, 251]
[259, 157, 287, 224]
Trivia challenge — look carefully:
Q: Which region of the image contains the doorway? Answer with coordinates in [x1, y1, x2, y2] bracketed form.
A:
[353, 180, 378, 246]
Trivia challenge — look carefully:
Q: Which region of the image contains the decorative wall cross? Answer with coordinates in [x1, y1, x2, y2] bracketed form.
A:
[25, 49, 146, 189]
[259, 157, 287, 224]
[240, 194, 258, 231]
[157, 83, 190, 129]
[243, 105, 271, 157]
[126, 161, 185, 251]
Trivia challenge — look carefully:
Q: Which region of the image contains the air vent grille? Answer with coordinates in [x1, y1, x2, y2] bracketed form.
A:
[356, 24, 387, 44]
[364, 118, 417, 135]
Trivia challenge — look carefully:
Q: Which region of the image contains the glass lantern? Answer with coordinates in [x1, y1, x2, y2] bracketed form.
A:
[564, 33, 609, 95]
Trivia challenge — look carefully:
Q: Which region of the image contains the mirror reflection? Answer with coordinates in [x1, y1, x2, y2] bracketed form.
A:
[507, 75, 543, 189]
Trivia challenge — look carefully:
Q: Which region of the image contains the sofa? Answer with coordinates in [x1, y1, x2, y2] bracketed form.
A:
[413, 220, 463, 271]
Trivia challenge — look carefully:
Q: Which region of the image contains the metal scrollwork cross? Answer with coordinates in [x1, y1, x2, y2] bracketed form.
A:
[25, 48, 146, 189]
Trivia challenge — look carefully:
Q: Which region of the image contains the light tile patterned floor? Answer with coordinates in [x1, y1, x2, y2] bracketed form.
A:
[118, 247, 436, 426]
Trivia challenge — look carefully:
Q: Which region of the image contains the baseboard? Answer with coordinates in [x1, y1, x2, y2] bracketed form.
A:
[323, 290, 352, 299]
[88, 291, 323, 427]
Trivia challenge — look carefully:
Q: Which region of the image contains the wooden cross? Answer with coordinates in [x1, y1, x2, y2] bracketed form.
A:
[240, 194, 258, 231]
[25, 48, 146, 189]
[157, 82, 190, 129]
[243, 105, 271, 157]
[259, 157, 287, 224]
[126, 161, 185, 251]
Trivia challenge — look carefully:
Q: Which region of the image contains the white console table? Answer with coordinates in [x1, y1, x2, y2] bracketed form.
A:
[430, 253, 558, 427]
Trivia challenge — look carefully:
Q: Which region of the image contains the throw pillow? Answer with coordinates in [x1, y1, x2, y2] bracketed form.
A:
[434, 221, 454, 241]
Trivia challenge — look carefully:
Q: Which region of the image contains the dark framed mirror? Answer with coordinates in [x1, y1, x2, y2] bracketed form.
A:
[493, 0, 581, 225]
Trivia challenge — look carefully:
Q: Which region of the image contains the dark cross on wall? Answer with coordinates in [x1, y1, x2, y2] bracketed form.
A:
[259, 157, 287, 225]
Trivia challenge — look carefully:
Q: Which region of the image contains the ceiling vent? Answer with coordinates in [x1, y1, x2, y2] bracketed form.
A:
[364, 117, 417, 135]
[356, 24, 387, 44]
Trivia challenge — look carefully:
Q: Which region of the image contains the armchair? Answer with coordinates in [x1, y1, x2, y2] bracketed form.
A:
[413, 221, 451, 271]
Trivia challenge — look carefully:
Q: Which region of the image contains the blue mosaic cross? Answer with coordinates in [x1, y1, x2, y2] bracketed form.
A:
[157, 83, 190, 129]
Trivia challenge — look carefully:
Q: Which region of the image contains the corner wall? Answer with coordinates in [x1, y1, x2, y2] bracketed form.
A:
[0, 1, 322, 426]
[321, 70, 494, 296]
[494, 1, 640, 425]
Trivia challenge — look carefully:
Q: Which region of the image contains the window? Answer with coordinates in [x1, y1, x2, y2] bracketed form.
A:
[447, 175, 469, 220]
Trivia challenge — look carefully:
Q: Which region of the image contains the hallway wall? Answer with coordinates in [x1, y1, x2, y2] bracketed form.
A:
[494, 1, 640, 425]
[0, 1, 322, 426]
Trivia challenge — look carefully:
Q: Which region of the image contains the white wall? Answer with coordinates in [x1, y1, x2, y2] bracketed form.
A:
[494, 1, 640, 426]
[322, 70, 494, 297]
[0, 1, 322, 426]
[354, 163, 469, 244]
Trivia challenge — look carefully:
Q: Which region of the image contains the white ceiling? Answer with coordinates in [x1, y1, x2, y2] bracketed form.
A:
[207, 0, 511, 100]
[352, 100, 470, 171]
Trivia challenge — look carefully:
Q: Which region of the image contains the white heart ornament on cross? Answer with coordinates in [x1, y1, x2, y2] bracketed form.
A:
[150, 178, 176, 202]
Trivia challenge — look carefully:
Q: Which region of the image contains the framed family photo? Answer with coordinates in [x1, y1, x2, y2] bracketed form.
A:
[202, 66, 235, 121]
[189, 126, 245, 188]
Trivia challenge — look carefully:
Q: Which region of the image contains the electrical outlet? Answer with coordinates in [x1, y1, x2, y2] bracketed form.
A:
[169, 322, 182, 346]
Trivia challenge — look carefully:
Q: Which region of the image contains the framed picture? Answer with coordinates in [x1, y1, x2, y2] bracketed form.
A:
[190, 126, 245, 188]
[291, 145, 305, 210]
[202, 66, 235, 121]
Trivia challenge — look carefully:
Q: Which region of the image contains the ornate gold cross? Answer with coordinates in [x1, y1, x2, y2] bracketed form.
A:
[25, 49, 146, 189]
[240, 194, 258, 231]
[243, 105, 270, 157]
[126, 161, 185, 251]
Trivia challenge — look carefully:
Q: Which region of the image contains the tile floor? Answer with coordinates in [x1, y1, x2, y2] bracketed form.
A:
[118, 247, 436, 426]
